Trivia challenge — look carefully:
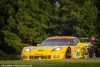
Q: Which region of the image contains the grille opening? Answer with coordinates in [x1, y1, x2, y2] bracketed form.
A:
[29, 55, 51, 59]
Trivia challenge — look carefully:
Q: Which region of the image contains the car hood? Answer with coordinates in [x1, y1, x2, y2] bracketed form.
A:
[24, 46, 62, 51]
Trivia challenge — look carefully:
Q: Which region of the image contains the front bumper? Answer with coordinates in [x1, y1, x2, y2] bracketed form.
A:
[22, 52, 66, 60]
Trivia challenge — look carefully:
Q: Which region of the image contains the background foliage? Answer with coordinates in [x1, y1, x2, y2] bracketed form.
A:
[0, 0, 100, 60]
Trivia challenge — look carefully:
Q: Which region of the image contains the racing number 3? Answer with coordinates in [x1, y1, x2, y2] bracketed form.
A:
[76, 50, 80, 56]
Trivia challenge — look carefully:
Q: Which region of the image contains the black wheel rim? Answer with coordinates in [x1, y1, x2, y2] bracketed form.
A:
[66, 48, 71, 58]
[88, 47, 95, 58]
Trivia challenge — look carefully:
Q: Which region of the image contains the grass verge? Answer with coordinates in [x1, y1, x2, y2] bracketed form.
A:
[0, 58, 100, 67]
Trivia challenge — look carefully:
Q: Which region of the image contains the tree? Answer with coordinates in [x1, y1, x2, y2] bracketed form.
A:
[75, 0, 98, 37]
[49, 0, 79, 36]
[0, 0, 100, 60]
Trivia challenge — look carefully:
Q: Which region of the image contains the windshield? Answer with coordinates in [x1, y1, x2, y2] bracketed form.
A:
[40, 39, 72, 46]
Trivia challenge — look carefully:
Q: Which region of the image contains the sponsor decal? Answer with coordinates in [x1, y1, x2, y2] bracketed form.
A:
[74, 50, 80, 56]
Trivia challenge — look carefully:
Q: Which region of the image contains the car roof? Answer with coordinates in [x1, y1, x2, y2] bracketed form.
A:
[46, 36, 76, 40]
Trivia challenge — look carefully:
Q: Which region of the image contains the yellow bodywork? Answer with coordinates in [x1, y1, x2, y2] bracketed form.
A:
[21, 36, 90, 60]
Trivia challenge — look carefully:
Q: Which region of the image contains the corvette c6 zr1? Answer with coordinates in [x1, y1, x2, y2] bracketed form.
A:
[21, 36, 95, 60]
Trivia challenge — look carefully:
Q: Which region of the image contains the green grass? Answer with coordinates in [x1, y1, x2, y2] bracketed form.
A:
[0, 58, 100, 67]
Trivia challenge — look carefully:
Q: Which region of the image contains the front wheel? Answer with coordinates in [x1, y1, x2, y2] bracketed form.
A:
[66, 48, 71, 58]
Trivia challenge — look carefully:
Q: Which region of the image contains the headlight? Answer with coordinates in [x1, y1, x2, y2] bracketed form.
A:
[51, 47, 62, 51]
[25, 48, 31, 52]
[83, 46, 88, 48]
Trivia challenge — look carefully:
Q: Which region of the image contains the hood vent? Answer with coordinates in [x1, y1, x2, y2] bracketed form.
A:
[38, 50, 44, 51]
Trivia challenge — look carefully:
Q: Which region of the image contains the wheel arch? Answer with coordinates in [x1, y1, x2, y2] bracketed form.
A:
[65, 47, 71, 58]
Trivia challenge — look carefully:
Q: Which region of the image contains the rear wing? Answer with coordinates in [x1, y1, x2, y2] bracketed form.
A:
[77, 37, 95, 42]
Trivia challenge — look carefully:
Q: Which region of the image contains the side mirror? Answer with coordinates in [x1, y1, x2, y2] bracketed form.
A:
[37, 44, 40, 46]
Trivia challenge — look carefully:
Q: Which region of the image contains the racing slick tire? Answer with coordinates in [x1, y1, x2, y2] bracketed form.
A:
[66, 47, 71, 58]
[88, 46, 95, 58]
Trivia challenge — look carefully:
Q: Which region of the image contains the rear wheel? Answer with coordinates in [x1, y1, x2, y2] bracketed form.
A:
[81, 46, 95, 58]
[88, 46, 95, 58]
[66, 48, 71, 58]
[81, 47, 88, 58]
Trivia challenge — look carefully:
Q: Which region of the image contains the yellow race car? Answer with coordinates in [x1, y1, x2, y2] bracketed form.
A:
[21, 36, 95, 60]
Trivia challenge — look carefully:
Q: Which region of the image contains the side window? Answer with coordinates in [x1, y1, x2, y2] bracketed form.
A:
[72, 38, 78, 45]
